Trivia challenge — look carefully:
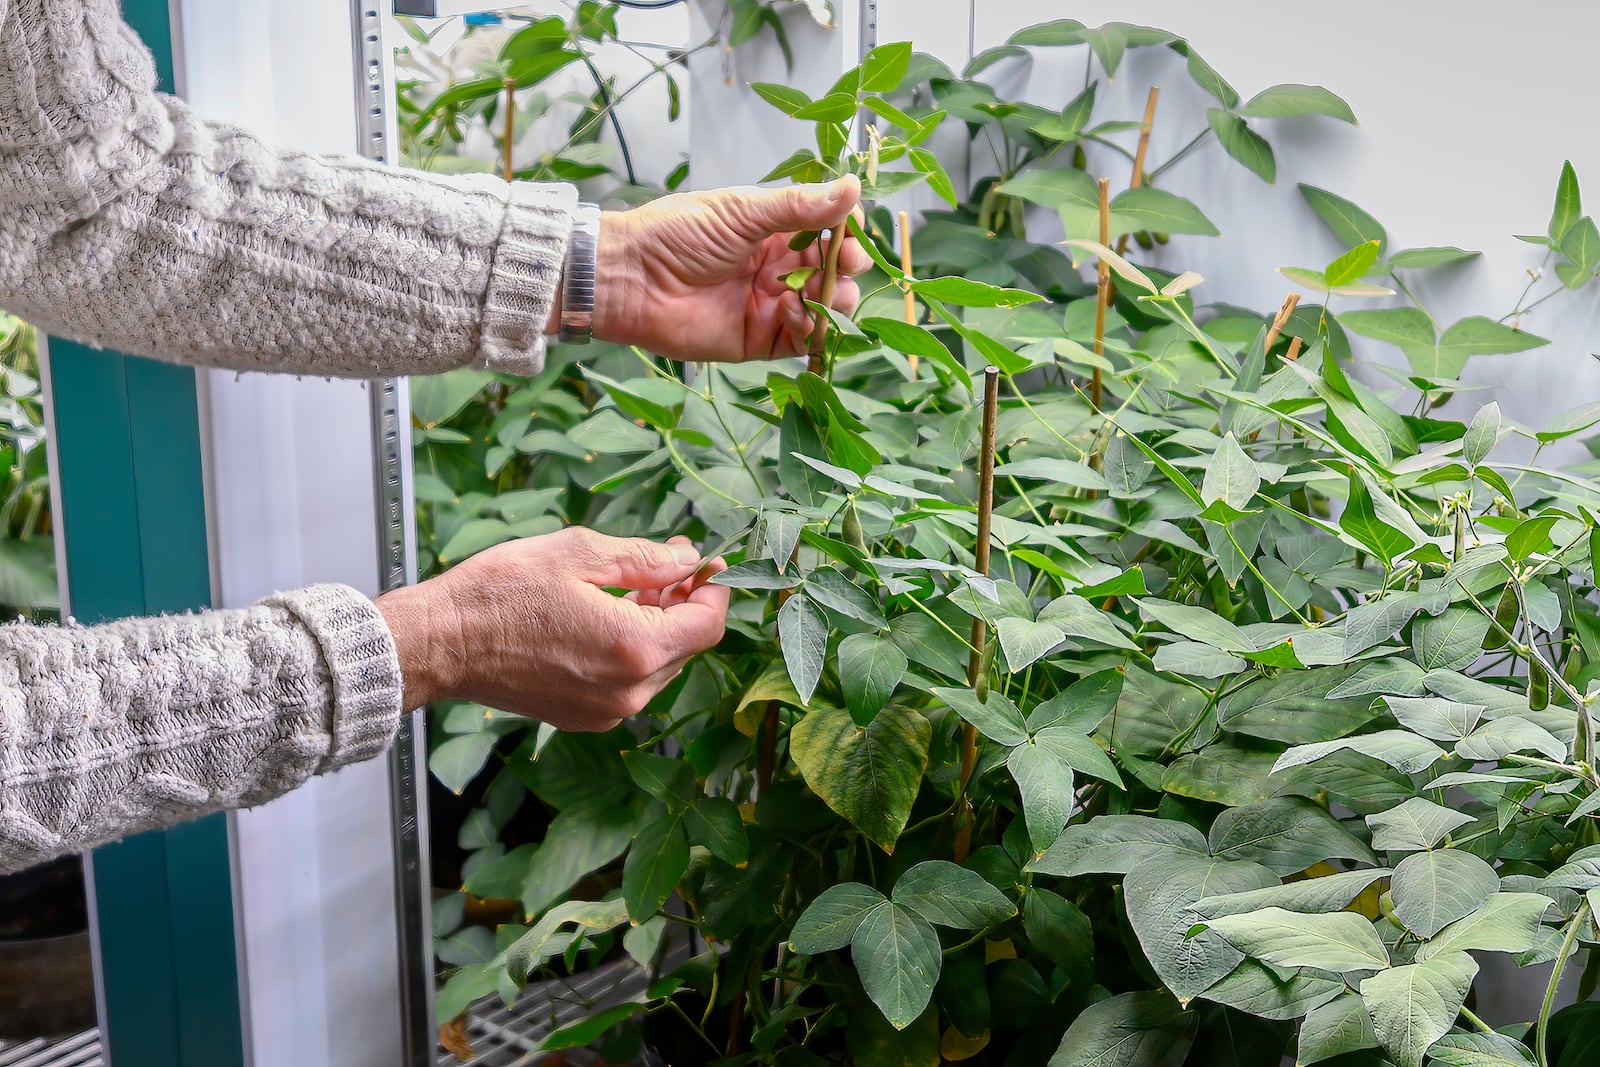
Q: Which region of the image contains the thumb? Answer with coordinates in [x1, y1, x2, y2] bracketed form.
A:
[743, 175, 860, 235]
[568, 531, 702, 590]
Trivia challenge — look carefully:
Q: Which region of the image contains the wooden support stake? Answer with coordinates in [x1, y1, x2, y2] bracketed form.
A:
[1285, 335, 1304, 362]
[955, 367, 1000, 864]
[899, 210, 918, 377]
[1265, 292, 1301, 351]
[501, 78, 517, 183]
[1114, 86, 1161, 258]
[1091, 177, 1111, 414]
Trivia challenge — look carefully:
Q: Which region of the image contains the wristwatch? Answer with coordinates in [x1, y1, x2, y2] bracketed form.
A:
[559, 202, 601, 345]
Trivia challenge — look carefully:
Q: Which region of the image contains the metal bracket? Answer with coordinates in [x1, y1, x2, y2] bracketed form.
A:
[352, 3, 436, 1063]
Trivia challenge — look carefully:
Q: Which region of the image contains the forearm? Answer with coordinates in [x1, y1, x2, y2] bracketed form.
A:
[0, 584, 402, 875]
[0, 0, 575, 377]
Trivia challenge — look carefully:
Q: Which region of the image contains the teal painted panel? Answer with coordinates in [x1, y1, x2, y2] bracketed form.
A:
[124, 358, 211, 612]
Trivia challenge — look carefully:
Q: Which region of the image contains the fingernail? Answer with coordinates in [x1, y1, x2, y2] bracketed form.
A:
[671, 545, 701, 567]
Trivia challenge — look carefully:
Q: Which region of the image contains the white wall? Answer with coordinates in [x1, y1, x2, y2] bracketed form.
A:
[692, 0, 1600, 460]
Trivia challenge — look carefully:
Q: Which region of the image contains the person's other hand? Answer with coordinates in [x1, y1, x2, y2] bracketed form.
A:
[594, 176, 873, 362]
[377, 528, 728, 731]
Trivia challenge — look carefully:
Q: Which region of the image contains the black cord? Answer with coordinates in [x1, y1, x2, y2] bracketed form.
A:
[612, 0, 687, 8]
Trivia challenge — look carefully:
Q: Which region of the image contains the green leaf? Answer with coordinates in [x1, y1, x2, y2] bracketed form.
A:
[839, 633, 908, 726]
[1299, 993, 1380, 1065]
[892, 860, 1017, 929]
[1218, 667, 1382, 744]
[1365, 797, 1474, 852]
[1009, 741, 1077, 856]
[1030, 83, 1097, 142]
[1327, 240, 1382, 286]
[1241, 83, 1356, 123]
[1274, 730, 1447, 776]
[1300, 184, 1388, 251]
[790, 882, 887, 953]
[1172, 42, 1238, 108]
[1550, 160, 1582, 242]
[933, 686, 1028, 747]
[430, 732, 497, 795]
[1137, 597, 1253, 653]
[1428, 1032, 1538, 1067]
[852, 901, 941, 1029]
[1024, 889, 1095, 977]
[1464, 402, 1501, 467]
[1207, 109, 1274, 183]
[1007, 18, 1087, 46]
[1382, 696, 1483, 742]
[1112, 187, 1220, 237]
[622, 814, 689, 921]
[1506, 513, 1560, 562]
[1561, 216, 1600, 274]
[1046, 991, 1196, 1067]
[1201, 432, 1260, 512]
[518, 804, 640, 916]
[1387, 246, 1479, 269]
[1199, 959, 1345, 1022]
[861, 41, 913, 92]
[779, 594, 828, 703]
[1030, 815, 1208, 877]
[1390, 849, 1499, 938]
[996, 616, 1066, 672]
[1341, 472, 1416, 562]
[1208, 797, 1376, 875]
[622, 750, 695, 810]
[1039, 595, 1139, 651]
[994, 456, 1111, 491]
[790, 704, 930, 850]
[860, 317, 972, 391]
[1414, 892, 1553, 961]
[1123, 853, 1278, 1002]
[412, 369, 494, 426]
[1359, 952, 1479, 1067]
[1431, 316, 1548, 378]
[1200, 907, 1388, 972]
[910, 276, 1043, 308]
[1455, 715, 1566, 763]
[684, 797, 748, 867]
[1412, 609, 1492, 672]
[750, 81, 812, 116]
[1192, 868, 1391, 919]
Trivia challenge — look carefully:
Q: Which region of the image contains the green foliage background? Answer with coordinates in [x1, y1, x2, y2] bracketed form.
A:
[408, 8, 1600, 1066]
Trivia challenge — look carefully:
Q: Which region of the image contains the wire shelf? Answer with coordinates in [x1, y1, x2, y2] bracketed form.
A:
[0, 1030, 101, 1067]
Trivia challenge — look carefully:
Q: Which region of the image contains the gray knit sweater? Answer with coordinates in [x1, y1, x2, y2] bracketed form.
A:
[0, 0, 576, 874]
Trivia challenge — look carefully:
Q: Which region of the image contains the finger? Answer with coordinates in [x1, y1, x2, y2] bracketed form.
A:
[736, 175, 861, 238]
[563, 528, 701, 589]
[830, 276, 862, 317]
[641, 579, 730, 658]
[778, 290, 813, 357]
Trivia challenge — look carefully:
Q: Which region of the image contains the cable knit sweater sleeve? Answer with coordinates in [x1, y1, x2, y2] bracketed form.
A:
[0, 584, 404, 874]
[0, 0, 576, 377]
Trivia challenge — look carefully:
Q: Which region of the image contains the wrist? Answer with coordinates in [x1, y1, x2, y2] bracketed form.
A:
[376, 581, 465, 711]
[594, 211, 644, 347]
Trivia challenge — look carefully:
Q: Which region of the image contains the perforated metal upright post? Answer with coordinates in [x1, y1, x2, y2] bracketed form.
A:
[351, 3, 435, 1063]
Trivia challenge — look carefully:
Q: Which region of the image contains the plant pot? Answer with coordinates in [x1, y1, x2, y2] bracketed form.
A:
[0, 930, 96, 1040]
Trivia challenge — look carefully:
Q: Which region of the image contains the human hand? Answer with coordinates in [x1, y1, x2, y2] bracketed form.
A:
[377, 528, 728, 731]
[591, 176, 873, 362]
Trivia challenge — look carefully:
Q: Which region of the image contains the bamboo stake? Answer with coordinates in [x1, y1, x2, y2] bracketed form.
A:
[899, 210, 918, 377]
[1114, 86, 1161, 258]
[501, 78, 517, 182]
[1265, 292, 1301, 351]
[1091, 177, 1111, 413]
[955, 367, 1000, 864]
[1285, 335, 1304, 362]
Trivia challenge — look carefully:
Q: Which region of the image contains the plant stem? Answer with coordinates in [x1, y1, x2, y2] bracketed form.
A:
[1264, 292, 1300, 352]
[1092, 177, 1111, 415]
[1148, 127, 1211, 182]
[1114, 86, 1160, 258]
[1537, 899, 1589, 1067]
[501, 78, 517, 182]
[1459, 1005, 1494, 1034]
[807, 227, 847, 375]
[955, 368, 1001, 864]
[577, 47, 638, 185]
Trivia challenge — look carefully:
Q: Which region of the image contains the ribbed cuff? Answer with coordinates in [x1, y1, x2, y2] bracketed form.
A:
[266, 583, 404, 773]
[476, 181, 579, 374]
